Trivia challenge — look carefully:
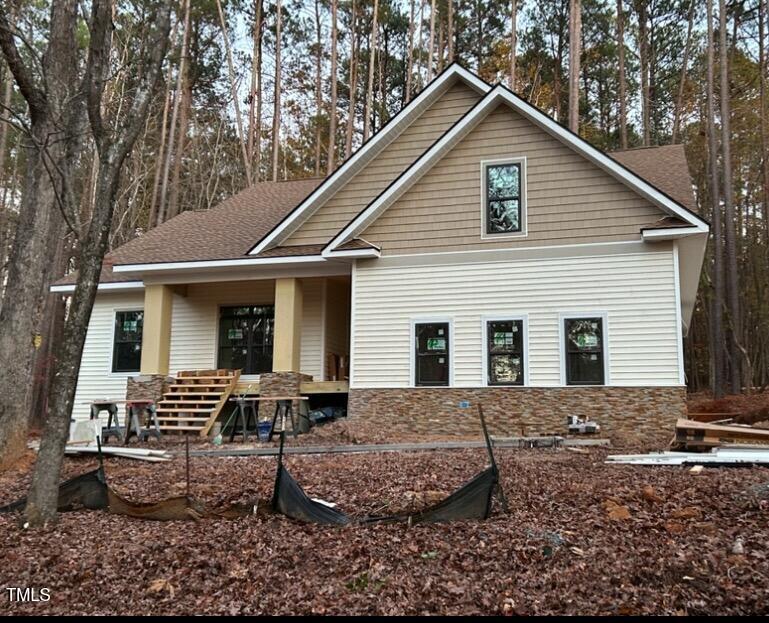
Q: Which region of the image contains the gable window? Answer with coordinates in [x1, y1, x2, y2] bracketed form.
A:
[112, 310, 143, 373]
[218, 306, 274, 375]
[414, 322, 450, 386]
[486, 319, 525, 386]
[483, 159, 525, 235]
[564, 317, 606, 385]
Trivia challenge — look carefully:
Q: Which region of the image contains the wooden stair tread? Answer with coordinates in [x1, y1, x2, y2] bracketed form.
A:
[173, 375, 234, 381]
[168, 384, 229, 389]
[156, 416, 210, 422]
[156, 408, 215, 414]
[159, 400, 220, 405]
[158, 425, 206, 431]
[163, 392, 223, 398]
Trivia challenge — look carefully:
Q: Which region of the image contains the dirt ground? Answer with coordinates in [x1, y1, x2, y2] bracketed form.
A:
[1, 444, 768, 615]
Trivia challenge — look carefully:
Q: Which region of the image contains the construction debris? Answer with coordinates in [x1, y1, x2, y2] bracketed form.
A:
[673, 418, 769, 451]
[606, 448, 769, 466]
[64, 445, 171, 462]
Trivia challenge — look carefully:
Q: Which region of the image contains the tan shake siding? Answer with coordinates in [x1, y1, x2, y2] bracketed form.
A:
[351, 246, 680, 388]
[283, 81, 482, 246]
[360, 104, 668, 255]
[166, 278, 324, 379]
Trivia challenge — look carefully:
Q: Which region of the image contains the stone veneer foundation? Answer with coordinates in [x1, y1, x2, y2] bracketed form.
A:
[258, 372, 313, 431]
[126, 374, 171, 404]
[347, 386, 687, 442]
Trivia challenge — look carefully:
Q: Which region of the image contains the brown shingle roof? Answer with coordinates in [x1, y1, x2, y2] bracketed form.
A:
[611, 144, 697, 213]
[54, 144, 699, 287]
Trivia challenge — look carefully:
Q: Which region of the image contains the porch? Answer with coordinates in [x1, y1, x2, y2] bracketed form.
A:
[127, 273, 351, 435]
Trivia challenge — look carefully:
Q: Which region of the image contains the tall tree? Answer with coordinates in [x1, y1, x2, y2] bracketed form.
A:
[428, 0, 437, 81]
[0, 0, 82, 469]
[272, 0, 282, 181]
[406, 0, 416, 101]
[568, 0, 581, 132]
[327, 0, 338, 174]
[363, 0, 379, 141]
[706, 0, 725, 397]
[671, 0, 695, 144]
[616, 0, 628, 148]
[509, 0, 517, 89]
[719, 0, 740, 393]
[248, 0, 264, 177]
[634, 0, 650, 145]
[24, 0, 173, 525]
[345, 0, 358, 158]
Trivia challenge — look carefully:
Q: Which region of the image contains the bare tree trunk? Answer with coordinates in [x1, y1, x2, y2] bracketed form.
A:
[617, 0, 628, 148]
[0, 0, 81, 470]
[271, 0, 282, 181]
[0, 62, 13, 187]
[363, 0, 379, 142]
[760, 0, 769, 246]
[314, 0, 323, 176]
[148, 65, 173, 229]
[345, 0, 358, 158]
[254, 2, 264, 182]
[217, 0, 253, 186]
[406, 0, 415, 102]
[447, 0, 454, 63]
[24, 0, 172, 525]
[427, 0, 436, 81]
[158, 0, 190, 223]
[719, 0, 740, 393]
[508, 0, 517, 90]
[166, 74, 191, 220]
[248, 0, 263, 177]
[671, 0, 695, 144]
[327, 0, 338, 174]
[568, 0, 581, 133]
[706, 0, 725, 398]
[636, 0, 650, 146]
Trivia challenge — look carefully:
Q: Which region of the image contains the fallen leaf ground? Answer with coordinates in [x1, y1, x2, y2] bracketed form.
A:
[1, 447, 768, 615]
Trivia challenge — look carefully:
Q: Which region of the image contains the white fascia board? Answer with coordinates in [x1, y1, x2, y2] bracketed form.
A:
[112, 254, 327, 274]
[247, 64, 492, 256]
[50, 280, 145, 294]
[326, 84, 709, 252]
[642, 226, 703, 241]
[321, 248, 381, 259]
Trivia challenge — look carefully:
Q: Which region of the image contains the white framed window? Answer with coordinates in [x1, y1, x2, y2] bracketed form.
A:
[410, 318, 453, 387]
[481, 157, 527, 239]
[482, 315, 529, 386]
[559, 312, 610, 386]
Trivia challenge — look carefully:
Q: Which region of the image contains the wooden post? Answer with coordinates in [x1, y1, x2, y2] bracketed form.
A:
[139, 284, 174, 375]
[273, 278, 303, 372]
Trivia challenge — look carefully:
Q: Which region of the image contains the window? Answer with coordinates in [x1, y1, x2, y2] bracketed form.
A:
[484, 160, 524, 235]
[218, 306, 274, 374]
[414, 322, 450, 386]
[112, 310, 143, 373]
[564, 317, 605, 385]
[486, 319, 525, 385]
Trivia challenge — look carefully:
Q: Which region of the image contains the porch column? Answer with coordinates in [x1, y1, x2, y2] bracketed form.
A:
[139, 284, 174, 375]
[273, 277, 303, 372]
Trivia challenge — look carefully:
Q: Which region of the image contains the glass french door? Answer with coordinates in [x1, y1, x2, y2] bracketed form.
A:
[217, 306, 275, 374]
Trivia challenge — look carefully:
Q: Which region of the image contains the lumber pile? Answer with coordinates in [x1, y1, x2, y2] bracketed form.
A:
[64, 445, 171, 462]
[606, 448, 769, 466]
[673, 418, 769, 451]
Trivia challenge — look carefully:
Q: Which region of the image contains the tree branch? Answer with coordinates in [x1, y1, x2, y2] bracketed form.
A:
[0, 11, 46, 121]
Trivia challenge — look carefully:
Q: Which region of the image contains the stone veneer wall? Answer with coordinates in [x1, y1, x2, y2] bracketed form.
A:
[126, 374, 171, 404]
[258, 372, 313, 432]
[347, 386, 686, 442]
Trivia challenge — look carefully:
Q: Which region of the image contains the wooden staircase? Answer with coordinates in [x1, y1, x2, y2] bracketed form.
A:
[156, 369, 240, 437]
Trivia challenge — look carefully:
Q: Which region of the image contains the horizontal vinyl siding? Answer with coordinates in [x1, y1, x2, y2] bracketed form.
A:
[361, 104, 667, 254]
[72, 292, 145, 421]
[284, 82, 482, 246]
[351, 248, 680, 388]
[168, 279, 324, 380]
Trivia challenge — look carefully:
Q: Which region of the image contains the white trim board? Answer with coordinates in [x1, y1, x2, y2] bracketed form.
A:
[251, 64, 491, 256]
[325, 84, 708, 253]
[51, 281, 145, 294]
